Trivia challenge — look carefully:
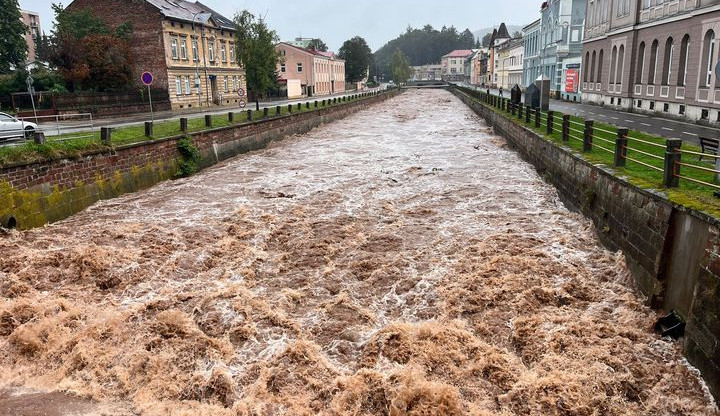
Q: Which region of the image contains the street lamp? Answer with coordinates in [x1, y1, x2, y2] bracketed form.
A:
[192, 11, 212, 107]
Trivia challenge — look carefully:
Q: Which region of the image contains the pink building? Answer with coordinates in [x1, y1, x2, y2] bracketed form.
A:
[276, 42, 345, 97]
[20, 10, 41, 64]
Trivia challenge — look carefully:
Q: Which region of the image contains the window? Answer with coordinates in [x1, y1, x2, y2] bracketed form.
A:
[192, 39, 198, 61]
[648, 40, 658, 85]
[208, 41, 215, 62]
[297, 62, 303, 72]
[636, 42, 645, 84]
[221, 43, 227, 62]
[702, 30, 715, 87]
[590, 51, 596, 82]
[195, 75, 202, 95]
[184, 76, 191, 94]
[610, 46, 617, 84]
[662, 38, 673, 85]
[175, 76, 182, 96]
[233, 76, 238, 91]
[230, 44, 235, 62]
[598, 49, 604, 84]
[171, 38, 179, 59]
[223, 76, 228, 92]
[280, 64, 286, 72]
[616, 46, 624, 86]
[584, 52, 590, 82]
[678, 35, 689, 86]
[180, 39, 187, 60]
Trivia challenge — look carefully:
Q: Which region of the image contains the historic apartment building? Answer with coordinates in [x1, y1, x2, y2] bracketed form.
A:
[275, 43, 346, 97]
[582, 0, 720, 122]
[523, 19, 542, 88]
[496, 37, 525, 89]
[441, 50, 474, 82]
[411, 64, 443, 81]
[489, 24, 512, 87]
[20, 10, 41, 65]
[66, 0, 246, 110]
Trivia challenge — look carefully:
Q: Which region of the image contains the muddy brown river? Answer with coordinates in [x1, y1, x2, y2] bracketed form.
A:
[0, 89, 717, 415]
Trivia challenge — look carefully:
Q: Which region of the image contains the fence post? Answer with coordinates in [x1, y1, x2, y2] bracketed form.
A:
[33, 131, 46, 144]
[314, 101, 318, 108]
[297, 103, 302, 110]
[101, 127, 112, 144]
[276, 106, 281, 115]
[583, 120, 594, 152]
[263, 107, 269, 117]
[247, 109, 252, 121]
[204, 115, 212, 127]
[180, 118, 188, 133]
[228, 112, 234, 123]
[144, 121, 153, 137]
[562, 115, 570, 142]
[288, 104, 293, 113]
[511, 102, 516, 116]
[517, 103, 523, 120]
[615, 128, 629, 167]
[546, 110, 554, 134]
[525, 105, 531, 124]
[664, 139, 682, 188]
[534, 108, 541, 128]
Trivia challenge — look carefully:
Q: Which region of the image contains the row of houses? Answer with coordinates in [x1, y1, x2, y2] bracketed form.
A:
[26, 0, 346, 111]
[452, 0, 720, 123]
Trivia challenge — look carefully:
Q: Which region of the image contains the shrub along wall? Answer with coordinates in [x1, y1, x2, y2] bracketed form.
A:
[0, 90, 401, 230]
[450, 87, 720, 401]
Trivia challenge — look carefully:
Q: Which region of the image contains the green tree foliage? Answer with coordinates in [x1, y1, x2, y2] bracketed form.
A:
[307, 38, 328, 52]
[50, 3, 134, 91]
[390, 49, 410, 84]
[373, 25, 475, 80]
[481, 32, 493, 47]
[234, 10, 280, 110]
[338, 36, 372, 84]
[512, 31, 523, 38]
[0, 0, 29, 73]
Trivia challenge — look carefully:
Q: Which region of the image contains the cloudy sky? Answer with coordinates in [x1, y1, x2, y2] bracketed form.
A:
[19, 0, 540, 52]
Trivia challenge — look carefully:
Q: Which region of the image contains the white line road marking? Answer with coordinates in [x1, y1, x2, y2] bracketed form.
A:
[662, 127, 674, 131]
[589, 112, 595, 115]
[624, 119, 635, 123]
[683, 131, 695, 136]
[611, 117, 619, 120]
[641, 123, 651, 126]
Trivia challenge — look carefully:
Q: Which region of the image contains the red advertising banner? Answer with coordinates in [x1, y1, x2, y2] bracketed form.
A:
[565, 69, 579, 93]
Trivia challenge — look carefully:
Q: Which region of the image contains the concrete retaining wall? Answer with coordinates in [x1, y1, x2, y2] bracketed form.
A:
[451, 86, 720, 401]
[0, 90, 400, 230]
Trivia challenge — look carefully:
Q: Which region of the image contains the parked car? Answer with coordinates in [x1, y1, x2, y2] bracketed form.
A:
[0, 112, 38, 140]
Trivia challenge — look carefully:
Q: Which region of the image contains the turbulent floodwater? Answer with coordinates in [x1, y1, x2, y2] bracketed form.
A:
[0, 89, 717, 415]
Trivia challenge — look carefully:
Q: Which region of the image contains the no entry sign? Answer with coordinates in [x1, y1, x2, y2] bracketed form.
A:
[141, 71, 154, 86]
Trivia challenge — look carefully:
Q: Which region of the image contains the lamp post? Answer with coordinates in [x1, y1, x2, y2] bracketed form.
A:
[192, 11, 212, 108]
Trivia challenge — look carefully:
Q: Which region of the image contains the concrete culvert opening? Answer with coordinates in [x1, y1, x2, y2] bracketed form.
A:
[6, 217, 17, 229]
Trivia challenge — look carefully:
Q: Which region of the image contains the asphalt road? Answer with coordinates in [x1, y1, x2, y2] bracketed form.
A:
[472, 85, 720, 147]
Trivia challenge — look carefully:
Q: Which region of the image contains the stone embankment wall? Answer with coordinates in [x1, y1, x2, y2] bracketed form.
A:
[451, 87, 720, 401]
[0, 90, 401, 230]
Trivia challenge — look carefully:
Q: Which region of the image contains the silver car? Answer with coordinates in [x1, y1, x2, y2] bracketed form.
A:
[0, 112, 39, 140]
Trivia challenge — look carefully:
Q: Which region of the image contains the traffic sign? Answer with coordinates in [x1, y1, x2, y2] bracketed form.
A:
[141, 71, 154, 86]
[238, 88, 245, 97]
[238, 100, 246, 109]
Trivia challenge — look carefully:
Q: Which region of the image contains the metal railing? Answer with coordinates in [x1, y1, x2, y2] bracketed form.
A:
[455, 85, 720, 194]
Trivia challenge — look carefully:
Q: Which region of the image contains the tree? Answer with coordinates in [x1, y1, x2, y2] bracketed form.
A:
[49, 3, 134, 91]
[481, 32, 493, 47]
[338, 36, 372, 84]
[234, 10, 280, 110]
[307, 38, 328, 52]
[0, 0, 29, 73]
[390, 49, 410, 84]
[512, 31, 523, 39]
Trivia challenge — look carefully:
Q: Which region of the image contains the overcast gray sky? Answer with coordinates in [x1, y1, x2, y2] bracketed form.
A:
[19, 0, 540, 52]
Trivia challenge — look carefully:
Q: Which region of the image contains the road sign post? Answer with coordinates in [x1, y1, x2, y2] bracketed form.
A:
[141, 72, 155, 122]
[26, 75, 38, 124]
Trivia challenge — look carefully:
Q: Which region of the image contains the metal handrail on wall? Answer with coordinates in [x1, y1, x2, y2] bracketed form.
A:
[454, 84, 720, 193]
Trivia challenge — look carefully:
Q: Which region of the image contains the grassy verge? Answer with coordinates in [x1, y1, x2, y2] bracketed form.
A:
[456, 87, 720, 218]
[0, 95, 369, 166]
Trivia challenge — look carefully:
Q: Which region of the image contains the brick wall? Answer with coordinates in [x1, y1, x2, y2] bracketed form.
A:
[451, 86, 720, 402]
[67, 0, 169, 90]
[0, 91, 399, 230]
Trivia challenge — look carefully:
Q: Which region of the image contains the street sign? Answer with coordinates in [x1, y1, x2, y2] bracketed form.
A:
[238, 100, 246, 109]
[238, 88, 245, 97]
[141, 71, 154, 86]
